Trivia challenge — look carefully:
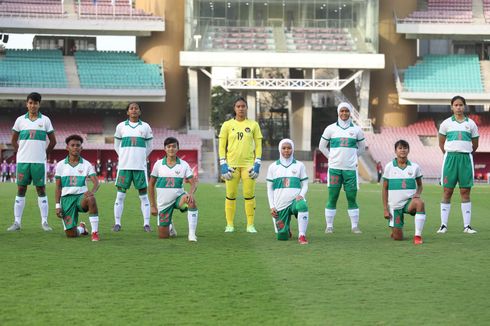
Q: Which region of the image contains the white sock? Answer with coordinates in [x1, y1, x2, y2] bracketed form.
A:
[272, 217, 278, 233]
[461, 202, 472, 228]
[348, 208, 360, 229]
[440, 203, 450, 226]
[297, 211, 308, 236]
[414, 213, 426, 236]
[114, 191, 126, 225]
[89, 215, 99, 233]
[139, 194, 151, 226]
[325, 208, 336, 228]
[38, 196, 49, 224]
[14, 196, 26, 225]
[187, 209, 198, 236]
[77, 225, 85, 236]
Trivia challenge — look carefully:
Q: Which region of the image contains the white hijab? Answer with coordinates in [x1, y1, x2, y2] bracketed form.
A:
[278, 138, 294, 166]
[337, 102, 353, 129]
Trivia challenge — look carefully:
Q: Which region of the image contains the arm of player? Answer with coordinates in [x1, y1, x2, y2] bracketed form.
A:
[319, 137, 330, 159]
[382, 179, 391, 220]
[266, 181, 277, 218]
[148, 176, 158, 216]
[438, 134, 446, 154]
[11, 131, 19, 152]
[249, 135, 263, 179]
[114, 138, 121, 156]
[298, 179, 308, 200]
[145, 138, 153, 158]
[413, 177, 423, 198]
[472, 137, 479, 154]
[55, 178, 63, 218]
[86, 174, 99, 197]
[357, 139, 366, 157]
[46, 132, 56, 154]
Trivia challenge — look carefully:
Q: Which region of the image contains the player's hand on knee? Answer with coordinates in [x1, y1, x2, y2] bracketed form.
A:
[150, 205, 158, 216]
[248, 158, 261, 179]
[220, 159, 234, 180]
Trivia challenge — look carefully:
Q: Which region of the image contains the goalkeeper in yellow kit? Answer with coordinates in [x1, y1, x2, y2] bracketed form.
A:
[219, 97, 263, 233]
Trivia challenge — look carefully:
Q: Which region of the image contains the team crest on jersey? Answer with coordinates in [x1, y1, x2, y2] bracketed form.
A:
[175, 170, 181, 175]
[349, 132, 354, 136]
[465, 126, 470, 131]
[38, 124, 43, 128]
[292, 169, 297, 174]
[245, 127, 251, 133]
[78, 169, 83, 174]
[408, 171, 413, 176]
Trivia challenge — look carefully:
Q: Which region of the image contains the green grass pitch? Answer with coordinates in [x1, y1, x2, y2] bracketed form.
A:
[0, 182, 489, 325]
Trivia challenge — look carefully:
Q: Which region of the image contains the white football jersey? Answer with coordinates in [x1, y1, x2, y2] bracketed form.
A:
[55, 157, 96, 197]
[266, 159, 308, 211]
[12, 113, 54, 163]
[383, 159, 422, 209]
[439, 116, 478, 153]
[151, 157, 194, 210]
[114, 120, 153, 170]
[320, 122, 364, 170]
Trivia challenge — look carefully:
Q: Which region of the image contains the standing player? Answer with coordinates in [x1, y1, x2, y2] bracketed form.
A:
[266, 139, 309, 244]
[9, 160, 16, 183]
[382, 140, 426, 245]
[219, 97, 263, 233]
[8, 92, 56, 232]
[55, 135, 100, 241]
[1, 160, 8, 182]
[437, 95, 479, 234]
[148, 137, 198, 241]
[319, 102, 366, 234]
[113, 102, 153, 232]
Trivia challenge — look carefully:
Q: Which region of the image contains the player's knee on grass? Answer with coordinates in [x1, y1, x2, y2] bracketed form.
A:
[296, 199, 308, 212]
[392, 227, 403, 241]
[159, 226, 170, 239]
[65, 228, 78, 238]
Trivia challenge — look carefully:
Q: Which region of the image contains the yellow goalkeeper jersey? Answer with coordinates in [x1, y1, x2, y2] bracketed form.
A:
[219, 118, 263, 167]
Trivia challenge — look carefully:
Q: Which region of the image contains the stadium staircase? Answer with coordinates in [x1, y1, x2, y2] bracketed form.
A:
[273, 26, 287, 52]
[64, 0, 76, 16]
[63, 56, 81, 88]
[480, 60, 490, 92]
[473, 0, 485, 22]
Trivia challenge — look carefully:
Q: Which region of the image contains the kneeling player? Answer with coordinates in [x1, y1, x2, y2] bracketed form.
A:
[55, 134, 100, 241]
[266, 139, 309, 244]
[149, 137, 198, 242]
[382, 140, 426, 245]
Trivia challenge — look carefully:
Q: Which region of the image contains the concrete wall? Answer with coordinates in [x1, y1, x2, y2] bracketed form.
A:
[135, 0, 187, 130]
[370, 0, 418, 128]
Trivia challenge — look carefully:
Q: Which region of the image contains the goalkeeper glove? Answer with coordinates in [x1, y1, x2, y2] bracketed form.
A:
[248, 158, 261, 179]
[220, 159, 234, 180]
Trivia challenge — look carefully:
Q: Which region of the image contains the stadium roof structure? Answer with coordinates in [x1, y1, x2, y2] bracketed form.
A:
[0, 16, 164, 36]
